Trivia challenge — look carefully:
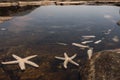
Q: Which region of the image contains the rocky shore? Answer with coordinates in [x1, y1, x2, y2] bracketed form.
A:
[0, 1, 55, 7]
[0, 45, 120, 80]
[0, 0, 120, 24]
[0, 0, 120, 7]
[80, 49, 120, 80]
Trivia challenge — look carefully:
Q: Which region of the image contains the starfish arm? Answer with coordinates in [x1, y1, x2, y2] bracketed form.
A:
[72, 43, 89, 48]
[69, 60, 79, 66]
[63, 60, 68, 69]
[64, 52, 68, 58]
[12, 54, 22, 60]
[24, 55, 37, 60]
[87, 48, 93, 59]
[55, 56, 65, 60]
[1, 61, 18, 64]
[25, 61, 39, 67]
[19, 62, 26, 70]
[70, 54, 77, 59]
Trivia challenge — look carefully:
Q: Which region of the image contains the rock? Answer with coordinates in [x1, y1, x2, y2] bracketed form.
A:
[1, 45, 120, 80]
[0, 45, 80, 80]
[80, 49, 120, 80]
[0, 67, 10, 80]
[117, 20, 120, 26]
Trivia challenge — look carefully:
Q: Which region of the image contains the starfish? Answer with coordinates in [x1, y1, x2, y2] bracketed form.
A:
[55, 52, 79, 69]
[94, 40, 102, 44]
[81, 41, 93, 44]
[72, 43, 89, 49]
[1, 54, 39, 70]
[87, 48, 93, 60]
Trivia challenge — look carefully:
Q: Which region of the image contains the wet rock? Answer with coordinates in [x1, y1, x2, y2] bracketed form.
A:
[117, 20, 120, 26]
[0, 67, 11, 80]
[0, 45, 80, 80]
[80, 49, 120, 80]
[1, 45, 120, 80]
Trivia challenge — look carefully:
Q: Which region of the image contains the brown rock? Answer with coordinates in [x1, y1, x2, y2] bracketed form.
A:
[0, 68, 10, 80]
[80, 49, 120, 80]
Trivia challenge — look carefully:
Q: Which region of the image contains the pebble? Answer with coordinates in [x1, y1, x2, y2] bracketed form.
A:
[1, 28, 7, 31]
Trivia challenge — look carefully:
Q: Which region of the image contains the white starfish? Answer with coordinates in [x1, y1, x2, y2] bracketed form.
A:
[72, 43, 89, 48]
[81, 41, 93, 44]
[1, 54, 39, 70]
[82, 35, 96, 40]
[55, 52, 79, 69]
[87, 48, 93, 60]
[94, 40, 102, 44]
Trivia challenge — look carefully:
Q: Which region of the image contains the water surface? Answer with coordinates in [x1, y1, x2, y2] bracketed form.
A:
[0, 5, 120, 51]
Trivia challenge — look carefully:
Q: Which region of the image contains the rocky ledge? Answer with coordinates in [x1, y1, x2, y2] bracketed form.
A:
[0, 1, 120, 7]
[0, 45, 120, 80]
[80, 49, 120, 80]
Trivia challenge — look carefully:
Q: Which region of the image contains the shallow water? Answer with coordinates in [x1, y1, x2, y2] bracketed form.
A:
[0, 5, 120, 51]
[0, 5, 120, 80]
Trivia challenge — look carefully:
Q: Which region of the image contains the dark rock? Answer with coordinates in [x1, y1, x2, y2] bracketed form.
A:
[117, 20, 120, 26]
[80, 49, 120, 80]
[0, 67, 11, 80]
[0, 6, 38, 16]
[0, 45, 80, 80]
[1, 45, 120, 80]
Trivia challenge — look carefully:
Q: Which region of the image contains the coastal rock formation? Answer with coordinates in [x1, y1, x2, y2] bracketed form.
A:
[0, 45, 120, 80]
[0, 45, 80, 80]
[80, 49, 120, 80]
[1, 0, 120, 7]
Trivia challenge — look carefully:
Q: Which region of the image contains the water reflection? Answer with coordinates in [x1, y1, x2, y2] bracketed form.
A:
[117, 9, 120, 26]
[0, 6, 39, 16]
[0, 5, 120, 51]
[0, 6, 39, 25]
